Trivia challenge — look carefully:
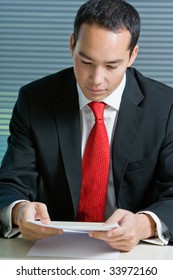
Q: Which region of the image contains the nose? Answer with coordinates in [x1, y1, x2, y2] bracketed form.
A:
[89, 66, 104, 86]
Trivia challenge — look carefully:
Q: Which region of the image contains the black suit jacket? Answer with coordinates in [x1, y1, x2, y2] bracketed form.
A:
[0, 67, 173, 238]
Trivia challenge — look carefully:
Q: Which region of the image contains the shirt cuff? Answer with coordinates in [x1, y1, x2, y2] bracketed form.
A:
[0, 200, 29, 238]
[138, 210, 170, 246]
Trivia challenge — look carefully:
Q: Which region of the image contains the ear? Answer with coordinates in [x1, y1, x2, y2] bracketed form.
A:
[128, 45, 139, 67]
[69, 33, 75, 55]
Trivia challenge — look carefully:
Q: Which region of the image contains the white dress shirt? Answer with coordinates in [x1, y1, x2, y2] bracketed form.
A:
[0, 74, 170, 244]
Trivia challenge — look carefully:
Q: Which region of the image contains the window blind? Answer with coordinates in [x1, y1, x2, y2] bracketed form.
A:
[1, 0, 173, 163]
[130, 0, 173, 85]
[0, 0, 85, 162]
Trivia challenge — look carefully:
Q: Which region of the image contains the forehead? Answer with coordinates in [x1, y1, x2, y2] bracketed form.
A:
[75, 23, 131, 60]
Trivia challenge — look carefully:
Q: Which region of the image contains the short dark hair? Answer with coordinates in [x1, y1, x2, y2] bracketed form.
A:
[73, 0, 141, 54]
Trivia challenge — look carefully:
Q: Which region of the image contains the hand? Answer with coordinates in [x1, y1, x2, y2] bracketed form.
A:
[12, 201, 63, 240]
[89, 209, 156, 251]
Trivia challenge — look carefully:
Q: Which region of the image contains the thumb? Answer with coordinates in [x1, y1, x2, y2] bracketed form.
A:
[34, 202, 51, 224]
[105, 209, 129, 225]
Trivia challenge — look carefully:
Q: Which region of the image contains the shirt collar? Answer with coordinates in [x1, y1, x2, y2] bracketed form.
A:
[78, 73, 126, 111]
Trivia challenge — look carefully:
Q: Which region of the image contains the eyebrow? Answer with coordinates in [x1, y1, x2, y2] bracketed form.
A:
[78, 51, 123, 64]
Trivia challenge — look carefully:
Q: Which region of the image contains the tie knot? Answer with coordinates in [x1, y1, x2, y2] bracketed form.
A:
[89, 102, 106, 121]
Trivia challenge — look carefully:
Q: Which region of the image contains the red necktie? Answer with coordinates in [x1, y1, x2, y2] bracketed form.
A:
[77, 102, 110, 222]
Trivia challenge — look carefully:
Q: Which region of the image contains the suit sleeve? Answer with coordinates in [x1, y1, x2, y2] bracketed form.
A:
[146, 103, 173, 240]
[0, 87, 40, 209]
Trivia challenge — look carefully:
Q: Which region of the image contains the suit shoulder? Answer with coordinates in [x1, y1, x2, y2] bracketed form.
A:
[128, 67, 173, 98]
[20, 67, 74, 92]
[14, 67, 77, 117]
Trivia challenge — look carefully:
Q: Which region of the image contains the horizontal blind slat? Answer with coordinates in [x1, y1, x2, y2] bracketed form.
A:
[1, 0, 173, 163]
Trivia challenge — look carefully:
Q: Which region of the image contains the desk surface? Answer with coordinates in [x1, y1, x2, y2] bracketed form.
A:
[0, 237, 172, 260]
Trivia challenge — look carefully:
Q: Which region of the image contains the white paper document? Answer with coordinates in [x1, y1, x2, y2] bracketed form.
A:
[29, 220, 119, 232]
[28, 231, 119, 259]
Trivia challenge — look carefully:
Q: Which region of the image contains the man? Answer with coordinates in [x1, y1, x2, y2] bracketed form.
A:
[0, 0, 173, 252]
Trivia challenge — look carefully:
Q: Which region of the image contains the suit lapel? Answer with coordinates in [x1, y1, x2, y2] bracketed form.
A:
[53, 70, 82, 216]
[52, 68, 145, 212]
[112, 69, 144, 202]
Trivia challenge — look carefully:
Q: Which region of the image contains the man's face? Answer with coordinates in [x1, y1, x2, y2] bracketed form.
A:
[70, 23, 138, 102]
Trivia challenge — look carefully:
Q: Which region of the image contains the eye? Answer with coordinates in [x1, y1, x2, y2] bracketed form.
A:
[106, 65, 118, 70]
[81, 60, 92, 65]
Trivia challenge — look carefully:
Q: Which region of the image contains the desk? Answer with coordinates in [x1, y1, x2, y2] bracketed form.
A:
[0, 237, 172, 259]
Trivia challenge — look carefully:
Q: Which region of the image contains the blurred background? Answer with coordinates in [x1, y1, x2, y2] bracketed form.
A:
[1, 0, 173, 163]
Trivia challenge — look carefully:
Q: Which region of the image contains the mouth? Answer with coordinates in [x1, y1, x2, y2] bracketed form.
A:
[87, 87, 106, 94]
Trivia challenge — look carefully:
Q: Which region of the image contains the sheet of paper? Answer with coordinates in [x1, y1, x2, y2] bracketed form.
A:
[28, 232, 119, 259]
[29, 220, 119, 232]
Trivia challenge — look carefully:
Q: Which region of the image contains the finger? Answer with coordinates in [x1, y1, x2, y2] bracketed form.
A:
[88, 229, 117, 241]
[106, 237, 137, 252]
[25, 220, 62, 234]
[105, 209, 130, 225]
[20, 221, 63, 240]
[34, 203, 51, 224]
[20, 202, 50, 224]
[89, 231, 134, 252]
[90, 224, 124, 237]
[21, 228, 63, 240]
[18, 202, 38, 222]
[106, 241, 134, 252]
